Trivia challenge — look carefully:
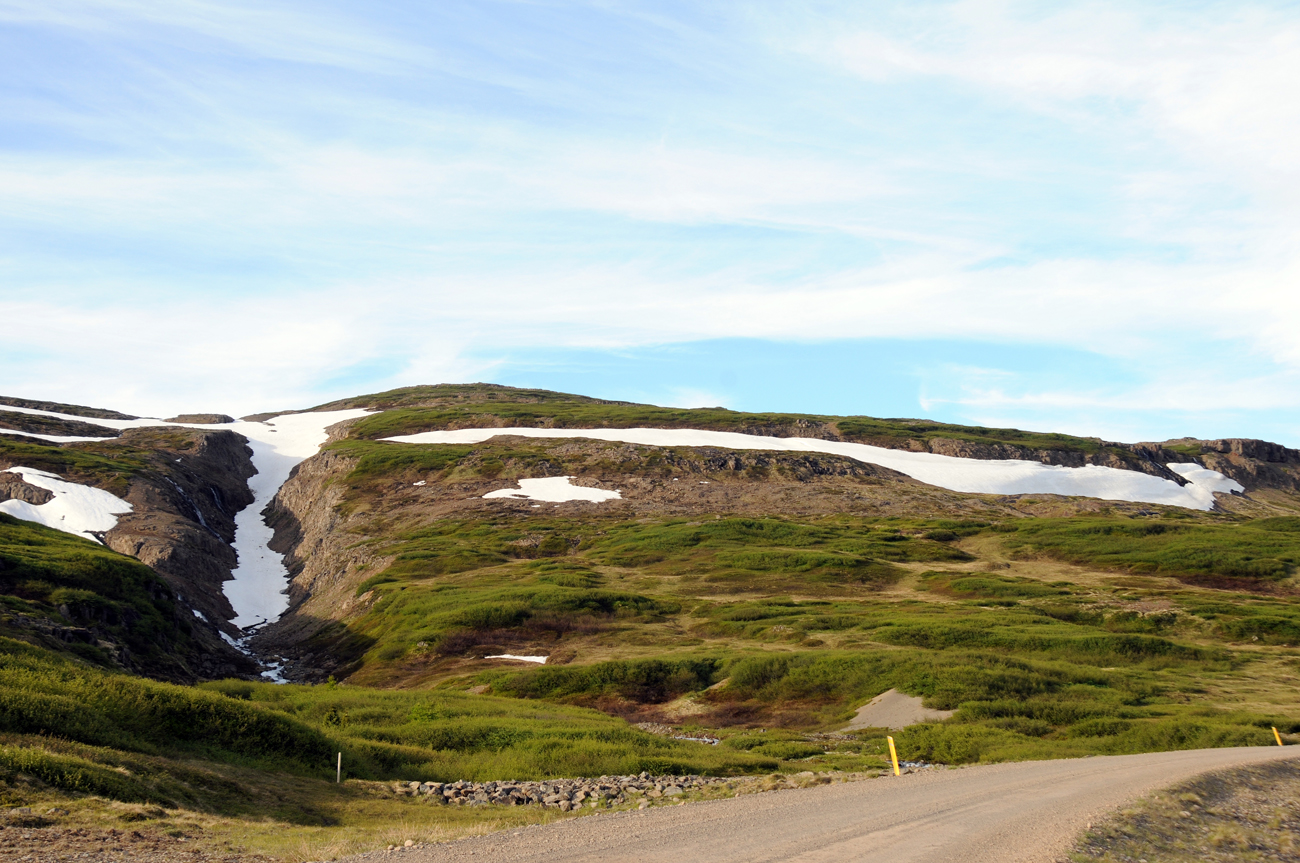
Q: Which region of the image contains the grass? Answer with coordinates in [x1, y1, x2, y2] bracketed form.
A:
[1000, 516, 1300, 587]
[0, 409, 122, 438]
[0, 514, 202, 678]
[321, 515, 974, 682]
[0, 633, 782, 857]
[293, 480, 1300, 772]
[0, 394, 136, 420]
[1070, 759, 1300, 863]
[0, 436, 149, 497]
[0, 636, 771, 791]
[7, 384, 1300, 858]
[325, 383, 1126, 457]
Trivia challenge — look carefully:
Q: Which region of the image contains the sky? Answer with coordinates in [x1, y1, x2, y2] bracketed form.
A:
[2, 1, 1299, 445]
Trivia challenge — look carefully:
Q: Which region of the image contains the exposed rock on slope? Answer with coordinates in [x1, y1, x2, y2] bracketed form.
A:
[321, 385, 1300, 495]
[103, 429, 257, 646]
[0, 410, 122, 439]
[1179, 438, 1300, 492]
[0, 426, 260, 678]
[0, 473, 54, 505]
[0, 396, 136, 420]
[918, 437, 1187, 483]
[165, 413, 237, 424]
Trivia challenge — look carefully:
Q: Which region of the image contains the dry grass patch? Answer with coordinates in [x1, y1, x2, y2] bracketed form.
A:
[1071, 759, 1300, 863]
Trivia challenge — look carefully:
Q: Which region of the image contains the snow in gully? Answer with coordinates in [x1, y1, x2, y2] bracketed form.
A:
[0, 405, 371, 629]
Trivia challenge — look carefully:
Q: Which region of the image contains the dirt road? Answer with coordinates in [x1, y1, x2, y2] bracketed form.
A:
[364, 746, 1300, 863]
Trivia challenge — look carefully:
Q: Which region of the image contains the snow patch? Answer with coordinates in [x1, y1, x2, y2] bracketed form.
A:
[485, 654, 548, 663]
[483, 476, 622, 503]
[0, 467, 132, 543]
[1165, 462, 1244, 499]
[384, 427, 1239, 511]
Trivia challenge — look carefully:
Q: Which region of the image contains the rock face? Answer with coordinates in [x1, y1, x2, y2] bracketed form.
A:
[100, 428, 261, 678]
[0, 410, 121, 439]
[916, 437, 1188, 483]
[0, 396, 135, 420]
[0, 425, 261, 681]
[254, 449, 398, 678]
[0, 474, 54, 505]
[867, 435, 1300, 493]
[165, 414, 237, 424]
[1188, 439, 1300, 492]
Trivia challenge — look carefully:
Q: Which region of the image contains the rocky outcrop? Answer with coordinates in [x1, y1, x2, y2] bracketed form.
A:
[91, 428, 261, 678]
[0, 396, 136, 420]
[1167, 438, 1300, 492]
[252, 449, 396, 674]
[0, 410, 121, 439]
[0, 425, 261, 680]
[102, 429, 258, 638]
[165, 414, 236, 424]
[905, 438, 1188, 484]
[0, 474, 54, 505]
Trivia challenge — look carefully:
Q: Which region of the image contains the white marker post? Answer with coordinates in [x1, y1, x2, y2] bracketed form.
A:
[337, 752, 342, 783]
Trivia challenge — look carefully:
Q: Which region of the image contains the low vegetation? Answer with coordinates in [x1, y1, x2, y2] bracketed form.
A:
[299, 499, 1300, 775]
[0, 632, 779, 856]
[1070, 759, 1300, 863]
[1003, 516, 1300, 589]
[334, 384, 1129, 458]
[5, 384, 1300, 860]
[0, 515, 199, 678]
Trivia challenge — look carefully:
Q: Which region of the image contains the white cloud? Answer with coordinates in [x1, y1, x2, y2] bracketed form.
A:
[0, 293, 486, 417]
[0, 0, 419, 71]
[3, 0, 1299, 437]
[823, 2, 1300, 190]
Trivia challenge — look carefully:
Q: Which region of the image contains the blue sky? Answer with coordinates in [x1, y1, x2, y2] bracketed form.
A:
[2, 1, 1298, 444]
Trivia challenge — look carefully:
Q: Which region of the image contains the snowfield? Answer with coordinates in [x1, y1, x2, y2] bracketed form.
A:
[0, 466, 133, 543]
[484, 476, 622, 503]
[382, 427, 1243, 511]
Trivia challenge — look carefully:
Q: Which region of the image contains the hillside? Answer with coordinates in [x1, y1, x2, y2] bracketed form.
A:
[2, 384, 1299, 860]
[0, 421, 259, 680]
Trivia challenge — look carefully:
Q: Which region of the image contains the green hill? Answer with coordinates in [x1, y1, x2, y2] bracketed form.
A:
[4, 383, 1300, 860]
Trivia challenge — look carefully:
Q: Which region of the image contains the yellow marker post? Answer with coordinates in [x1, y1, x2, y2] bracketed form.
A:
[1274, 727, 1284, 747]
[887, 736, 901, 776]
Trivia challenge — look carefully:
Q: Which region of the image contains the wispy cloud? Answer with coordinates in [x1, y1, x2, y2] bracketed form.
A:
[1, 1, 1297, 441]
[0, 0, 420, 70]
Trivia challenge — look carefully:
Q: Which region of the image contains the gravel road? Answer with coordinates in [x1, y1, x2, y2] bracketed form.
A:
[362, 746, 1300, 863]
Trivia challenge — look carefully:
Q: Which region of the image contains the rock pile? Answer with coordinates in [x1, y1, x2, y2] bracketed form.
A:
[392, 772, 723, 810]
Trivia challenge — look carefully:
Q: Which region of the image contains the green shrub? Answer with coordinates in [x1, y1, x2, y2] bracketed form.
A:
[0, 745, 152, 801]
